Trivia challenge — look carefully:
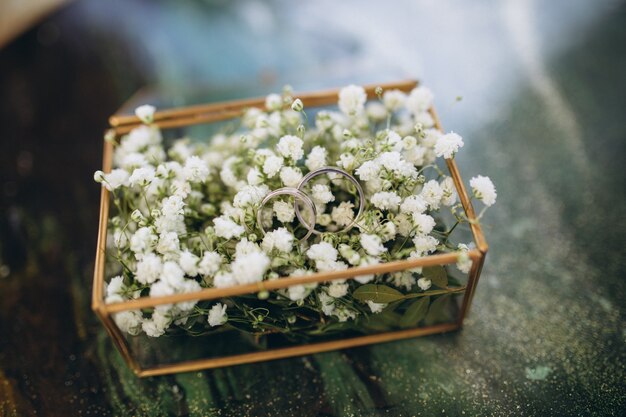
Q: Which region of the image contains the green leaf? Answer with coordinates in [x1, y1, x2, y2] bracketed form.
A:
[423, 266, 448, 288]
[424, 294, 452, 325]
[352, 284, 405, 303]
[399, 296, 430, 328]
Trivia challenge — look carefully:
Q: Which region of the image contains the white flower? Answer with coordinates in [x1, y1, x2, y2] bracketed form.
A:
[400, 195, 427, 215]
[213, 271, 235, 288]
[231, 251, 270, 284]
[261, 227, 294, 253]
[208, 303, 228, 326]
[417, 278, 432, 291]
[311, 184, 335, 205]
[247, 167, 263, 185]
[161, 261, 185, 288]
[214, 216, 245, 239]
[355, 256, 379, 283]
[235, 238, 261, 257]
[273, 200, 295, 223]
[406, 86, 433, 115]
[265, 93, 282, 111]
[338, 244, 361, 265]
[161, 195, 185, 218]
[234, 185, 269, 208]
[178, 250, 199, 276]
[114, 310, 143, 335]
[277, 135, 304, 161]
[383, 89, 406, 111]
[371, 191, 401, 211]
[412, 235, 438, 256]
[135, 104, 156, 124]
[319, 292, 336, 316]
[183, 155, 209, 182]
[102, 169, 129, 191]
[380, 221, 397, 242]
[366, 102, 387, 121]
[470, 175, 497, 206]
[142, 310, 170, 337]
[157, 231, 179, 255]
[338, 84, 367, 116]
[440, 177, 457, 206]
[355, 160, 381, 182]
[94, 170, 105, 183]
[135, 253, 162, 284]
[263, 155, 283, 178]
[414, 111, 434, 128]
[434, 132, 464, 159]
[128, 166, 155, 187]
[291, 98, 304, 112]
[367, 301, 386, 313]
[307, 242, 338, 263]
[327, 282, 349, 298]
[420, 180, 444, 210]
[412, 213, 436, 235]
[287, 284, 312, 301]
[331, 201, 355, 227]
[337, 153, 357, 171]
[305, 146, 327, 171]
[456, 243, 473, 273]
[106, 275, 126, 299]
[130, 227, 157, 257]
[279, 166, 303, 188]
[198, 251, 222, 276]
[360, 234, 387, 256]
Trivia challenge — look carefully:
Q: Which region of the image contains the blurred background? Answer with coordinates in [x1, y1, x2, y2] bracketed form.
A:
[0, 0, 624, 416]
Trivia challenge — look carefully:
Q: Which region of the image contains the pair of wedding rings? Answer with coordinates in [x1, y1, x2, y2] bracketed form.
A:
[256, 166, 365, 241]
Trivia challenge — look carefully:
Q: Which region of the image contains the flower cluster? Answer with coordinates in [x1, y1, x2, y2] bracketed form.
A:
[95, 84, 496, 339]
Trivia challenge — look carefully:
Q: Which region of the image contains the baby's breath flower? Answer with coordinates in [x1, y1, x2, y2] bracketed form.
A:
[331, 201, 355, 227]
[273, 200, 295, 223]
[135, 104, 156, 124]
[327, 282, 349, 298]
[311, 184, 335, 205]
[262, 155, 283, 178]
[214, 216, 245, 239]
[265, 93, 283, 111]
[360, 234, 387, 256]
[129, 166, 156, 187]
[367, 300, 386, 313]
[305, 146, 327, 171]
[371, 191, 401, 211]
[135, 253, 162, 284]
[208, 303, 228, 326]
[420, 180, 444, 210]
[406, 86, 434, 115]
[102, 169, 129, 191]
[470, 175, 497, 206]
[198, 251, 222, 276]
[276, 135, 304, 161]
[412, 213, 436, 235]
[400, 195, 427, 216]
[338, 84, 367, 116]
[231, 251, 270, 285]
[291, 98, 304, 112]
[383, 89, 406, 111]
[434, 132, 464, 159]
[261, 227, 293, 253]
[417, 277, 432, 291]
[279, 166, 303, 188]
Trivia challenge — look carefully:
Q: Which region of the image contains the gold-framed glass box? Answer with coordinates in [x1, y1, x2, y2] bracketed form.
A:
[92, 80, 488, 377]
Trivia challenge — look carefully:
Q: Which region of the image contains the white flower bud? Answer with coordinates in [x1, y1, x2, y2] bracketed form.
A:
[291, 98, 304, 112]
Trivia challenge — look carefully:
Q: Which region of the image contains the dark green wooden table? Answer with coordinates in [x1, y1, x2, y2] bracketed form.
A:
[0, 1, 624, 415]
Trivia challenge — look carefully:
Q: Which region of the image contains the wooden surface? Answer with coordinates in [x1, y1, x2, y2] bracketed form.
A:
[0, 1, 624, 416]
